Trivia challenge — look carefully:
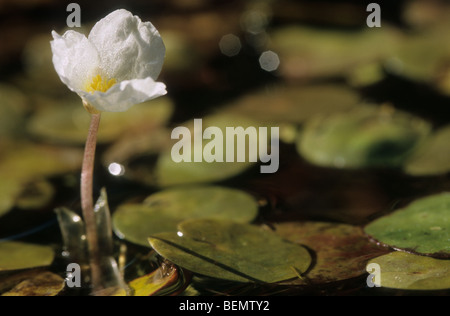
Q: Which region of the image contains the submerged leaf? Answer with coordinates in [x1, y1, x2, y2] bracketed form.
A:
[365, 192, 450, 258]
[0, 242, 54, 272]
[113, 186, 259, 247]
[367, 252, 450, 290]
[297, 105, 431, 169]
[149, 219, 312, 283]
[275, 222, 389, 285]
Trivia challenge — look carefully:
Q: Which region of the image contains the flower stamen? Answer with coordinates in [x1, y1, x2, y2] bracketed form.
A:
[86, 75, 117, 93]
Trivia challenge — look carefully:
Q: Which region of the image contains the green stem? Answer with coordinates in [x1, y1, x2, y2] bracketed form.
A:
[81, 113, 102, 291]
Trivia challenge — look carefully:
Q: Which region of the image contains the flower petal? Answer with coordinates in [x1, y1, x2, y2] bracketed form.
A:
[50, 30, 100, 92]
[80, 77, 167, 112]
[88, 9, 165, 82]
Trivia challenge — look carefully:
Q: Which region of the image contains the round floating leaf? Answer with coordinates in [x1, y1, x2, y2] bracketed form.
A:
[297, 105, 431, 169]
[365, 192, 450, 258]
[1, 271, 65, 296]
[223, 84, 361, 125]
[0, 84, 28, 138]
[0, 143, 83, 182]
[102, 127, 169, 169]
[388, 29, 450, 85]
[367, 252, 450, 290]
[0, 179, 23, 219]
[267, 25, 401, 81]
[0, 242, 55, 272]
[113, 186, 259, 247]
[149, 219, 312, 283]
[28, 97, 174, 145]
[155, 114, 265, 187]
[0, 143, 83, 217]
[275, 222, 389, 285]
[404, 125, 450, 176]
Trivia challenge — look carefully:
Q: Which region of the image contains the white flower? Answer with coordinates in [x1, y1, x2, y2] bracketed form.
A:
[51, 9, 167, 113]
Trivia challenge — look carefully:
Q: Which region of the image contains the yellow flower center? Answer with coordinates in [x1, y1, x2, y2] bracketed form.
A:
[86, 74, 117, 93]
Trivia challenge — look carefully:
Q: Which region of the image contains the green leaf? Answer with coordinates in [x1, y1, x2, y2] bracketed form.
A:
[404, 125, 450, 176]
[367, 252, 450, 290]
[388, 29, 450, 85]
[297, 105, 431, 169]
[27, 97, 174, 145]
[0, 143, 83, 182]
[149, 219, 312, 283]
[155, 114, 263, 187]
[0, 142, 83, 217]
[222, 84, 361, 125]
[275, 222, 390, 285]
[113, 186, 259, 247]
[364, 192, 450, 258]
[0, 84, 28, 138]
[267, 25, 401, 81]
[0, 179, 22, 219]
[0, 242, 55, 272]
[15, 179, 55, 210]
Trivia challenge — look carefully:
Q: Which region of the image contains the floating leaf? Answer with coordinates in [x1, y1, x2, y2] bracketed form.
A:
[365, 192, 450, 258]
[0, 242, 54, 272]
[297, 105, 431, 169]
[0, 84, 28, 138]
[0, 270, 42, 293]
[149, 219, 312, 283]
[346, 62, 386, 87]
[0, 143, 83, 182]
[0, 179, 22, 219]
[387, 28, 450, 86]
[404, 125, 450, 176]
[0, 143, 82, 217]
[275, 222, 390, 285]
[267, 25, 401, 81]
[102, 127, 170, 170]
[367, 252, 450, 290]
[113, 186, 259, 247]
[15, 179, 55, 210]
[223, 84, 361, 125]
[155, 114, 266, 187]
[27, 97, 174, 145]
[402, 0, 450, 29]
[1, 271, 65, 296]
